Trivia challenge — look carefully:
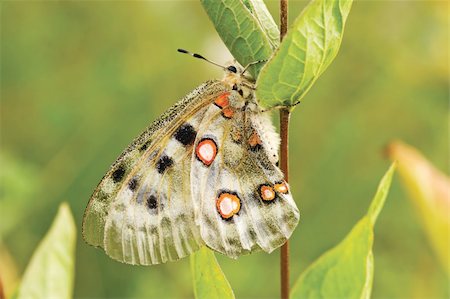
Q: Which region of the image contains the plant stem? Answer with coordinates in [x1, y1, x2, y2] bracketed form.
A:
[280, 0, 288, 41]
[279, 108, 291, 299]
[280, 1, 289, 299]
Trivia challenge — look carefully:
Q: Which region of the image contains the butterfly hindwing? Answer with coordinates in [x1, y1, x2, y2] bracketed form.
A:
[191, 91, 300, 258]
[82, 80, 227, 265]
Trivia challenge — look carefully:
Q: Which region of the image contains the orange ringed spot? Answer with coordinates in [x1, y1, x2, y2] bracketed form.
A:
[214, 92, 230, 108]
[260, 185, 276, 201]
[249, 131, 262, 147]
[196, 138, 217, 166]
[216, 192, 241, 219]
[274, 181, 289, 194]
[222, 106, 234, 118]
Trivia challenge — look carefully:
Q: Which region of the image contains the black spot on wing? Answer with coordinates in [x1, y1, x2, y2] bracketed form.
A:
[174, 123, 197, 146]
[128, 177, 138, 191]
[147, 195, 157, 209]
[156, 155, 173, 174]
[250, 143, 263, 152]
[112, 165, 126, 183]
[139, 140, 151, 152]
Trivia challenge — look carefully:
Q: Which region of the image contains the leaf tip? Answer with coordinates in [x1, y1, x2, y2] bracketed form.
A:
[367, 163, 396, 225]
[56, 202, 77, 233]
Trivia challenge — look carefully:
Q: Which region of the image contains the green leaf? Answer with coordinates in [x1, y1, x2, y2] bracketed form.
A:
[16, 203, 76, 299]
[367, 162, 397, 225]
[0, 242, 20, 299]
[291, 163, 395, 299]
[256, 0, 353, 109]
[0, 274, 5, 299]
[190, 247, 235, 299]
[387, 141, 450, 275]
[244, 0, 280, 49]
[201, 0, 277, 77]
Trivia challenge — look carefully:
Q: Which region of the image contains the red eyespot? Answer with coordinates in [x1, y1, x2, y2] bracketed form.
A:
[216, 192, 241, 219]
[274, 181, 289, 194]
[260, 185, 276, 201]
[195, 138, 217, 166]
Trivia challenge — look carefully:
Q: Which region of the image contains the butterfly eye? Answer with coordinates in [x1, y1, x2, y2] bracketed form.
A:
[227, 66, 237, 73]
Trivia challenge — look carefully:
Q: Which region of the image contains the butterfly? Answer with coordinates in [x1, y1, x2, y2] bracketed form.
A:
[82, 50, 300, 265]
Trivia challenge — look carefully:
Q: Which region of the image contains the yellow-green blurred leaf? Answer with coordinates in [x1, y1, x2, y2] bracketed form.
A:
[256, 0, 353, 108]
[17, 203, 76, 299]
[0, 243, 19, 299]
[367, 163, 397, 225]
[0, 276, 4, 299]
[190, 247, 235, 299]
[201, 0, 276, 77]
[291, 163, 395, 299]
[387, 141, 450, 275]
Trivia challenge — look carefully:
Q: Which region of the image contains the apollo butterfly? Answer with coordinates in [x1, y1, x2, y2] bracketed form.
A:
[82, 50, 300, 265]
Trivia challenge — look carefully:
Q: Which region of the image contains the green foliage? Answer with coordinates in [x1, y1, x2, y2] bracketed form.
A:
[201, 0, 277, 77]
[16, 203, 76, 299]
[243, 0, 280, 49]
[256, 0, 353, 108]
[291, 163, 395, 299]
[201, 0, 353, 109]
[190, 247, 235, 299]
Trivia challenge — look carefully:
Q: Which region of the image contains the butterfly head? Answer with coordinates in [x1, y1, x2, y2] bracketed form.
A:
[223, 63, 255, 99]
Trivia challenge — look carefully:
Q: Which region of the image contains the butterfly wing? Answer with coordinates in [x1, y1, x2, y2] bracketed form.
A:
[190, 91, 300, 258]
[82, 80, 227, 265]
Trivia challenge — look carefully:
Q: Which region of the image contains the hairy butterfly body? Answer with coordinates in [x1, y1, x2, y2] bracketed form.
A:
[82, 58, 300, 265]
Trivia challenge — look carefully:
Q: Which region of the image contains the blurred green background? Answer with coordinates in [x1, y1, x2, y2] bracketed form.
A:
[1, 1, 448, 298]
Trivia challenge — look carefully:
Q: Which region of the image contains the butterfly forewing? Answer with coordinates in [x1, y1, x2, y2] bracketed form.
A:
[82, 80, 227, 265]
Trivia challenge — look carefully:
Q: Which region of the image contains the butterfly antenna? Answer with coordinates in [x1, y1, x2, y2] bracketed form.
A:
[177, 49, 226, 70]
[242, 59, 267, 74]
